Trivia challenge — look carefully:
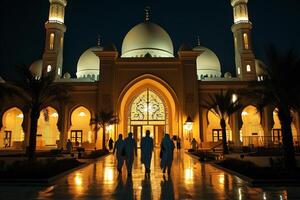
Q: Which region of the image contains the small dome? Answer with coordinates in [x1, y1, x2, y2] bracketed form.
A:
[77, 46, 103, 81]
[121, 22, 174, 58]
[63, 72, 71, 79]
[193, 45, 221, 80]
[30, 59, 43, 78]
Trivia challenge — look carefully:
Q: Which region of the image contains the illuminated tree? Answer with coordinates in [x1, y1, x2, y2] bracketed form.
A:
[202, 90, 242, 154]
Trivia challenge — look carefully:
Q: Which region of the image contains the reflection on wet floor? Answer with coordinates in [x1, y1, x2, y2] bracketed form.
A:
[0, 150, 299, 200]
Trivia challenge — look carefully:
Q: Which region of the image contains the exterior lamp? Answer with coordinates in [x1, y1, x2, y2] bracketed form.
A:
[184, 116, 193, 142]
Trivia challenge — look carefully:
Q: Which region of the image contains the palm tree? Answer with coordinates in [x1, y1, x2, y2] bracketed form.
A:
[0, 65, 68, 160]
[90, 111, 119, 150]
[255, 46, 300, 169]
[202, 90, 243, 154]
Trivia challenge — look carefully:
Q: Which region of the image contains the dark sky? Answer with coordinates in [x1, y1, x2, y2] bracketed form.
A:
[1, 0, 300, 80]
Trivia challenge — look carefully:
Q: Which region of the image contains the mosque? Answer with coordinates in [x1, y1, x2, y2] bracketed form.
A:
[0, 0, 299, 150]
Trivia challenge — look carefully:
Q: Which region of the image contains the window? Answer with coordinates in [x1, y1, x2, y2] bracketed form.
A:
[47, 65, 52, 72]
[50, 33, 55, 50]
[58, 68, 61, 75]
[232, 94, 238, 103]
[246, 64, 251, 72]
[130, 89, 166, 125]
[237, 67, 241, 75]
[243, 33, 249, 49]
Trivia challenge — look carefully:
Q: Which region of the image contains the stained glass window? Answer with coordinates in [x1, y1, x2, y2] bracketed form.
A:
[130, 89, 166, 125]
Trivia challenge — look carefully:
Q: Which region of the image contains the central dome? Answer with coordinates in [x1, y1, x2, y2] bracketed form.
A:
[121, 22, 174, 58]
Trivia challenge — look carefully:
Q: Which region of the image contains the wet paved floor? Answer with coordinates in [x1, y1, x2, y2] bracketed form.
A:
[0, 150, 300, 200]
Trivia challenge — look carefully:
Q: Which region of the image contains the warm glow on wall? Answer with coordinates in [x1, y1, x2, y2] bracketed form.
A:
[78, 112, 87, 117]
[51, 112, 58, 117]
[17, 114, 24, 119]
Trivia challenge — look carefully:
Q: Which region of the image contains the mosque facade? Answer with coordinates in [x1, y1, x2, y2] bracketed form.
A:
[0, 0, 299, 150]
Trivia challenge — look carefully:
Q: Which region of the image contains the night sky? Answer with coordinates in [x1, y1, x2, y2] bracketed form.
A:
[1, 0, 300, 80]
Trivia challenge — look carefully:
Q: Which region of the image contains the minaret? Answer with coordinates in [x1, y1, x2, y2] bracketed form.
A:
[231, 0, 256, 81]
[42, 0, 67, 79]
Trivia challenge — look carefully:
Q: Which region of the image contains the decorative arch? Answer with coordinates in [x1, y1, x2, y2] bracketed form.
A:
[0, 107, 25, 149]
[69, 106, 94, 149]
[206, 110, 232, 143]
[36, 106, 60, 149]
[240, 105, 264, 146]
[272, 108, 298, 143]
[117, 74, 180, 144]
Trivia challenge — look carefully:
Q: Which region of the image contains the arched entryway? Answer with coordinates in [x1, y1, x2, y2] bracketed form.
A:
[70, 106, 94, 149]
[36, 107, 60, 149]
[272, 108, 298, 144]
[118, 76, 179, 147]
[240, 105, 264, 147]
[206, 110, 232, 143]
[0, 107, 25, 149]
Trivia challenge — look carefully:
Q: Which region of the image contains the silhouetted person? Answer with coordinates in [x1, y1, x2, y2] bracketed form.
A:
[176, 137, 181, 150]
[160, 133, 175, 175]
[141, 130, 154, 175]
[66, 139, 73, 154]
[113, 134, 125, 174]
[191, 138, 198, 150]
[124, 132, 137, 176]
[109, 138, 114, 151]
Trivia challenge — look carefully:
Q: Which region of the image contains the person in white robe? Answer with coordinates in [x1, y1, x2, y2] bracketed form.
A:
[160, 133, 175, 175]
[141, 130, 154, 175]
[113, 134, 125, 173]
[124, 132, 137, 176]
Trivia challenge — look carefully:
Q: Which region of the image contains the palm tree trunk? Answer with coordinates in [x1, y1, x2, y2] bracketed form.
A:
[279, 111, 296, 169]
[102, 127, 106, 150]
[28, 107, 40, 161]
[220, 118, 229, 154]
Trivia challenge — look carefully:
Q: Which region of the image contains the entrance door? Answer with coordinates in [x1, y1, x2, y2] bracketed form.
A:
[4, 131, 12, 148]
[71, 130, 83, 144]
[131, 125, 164, 147]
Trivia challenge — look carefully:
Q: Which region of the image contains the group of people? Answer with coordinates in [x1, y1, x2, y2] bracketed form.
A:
[113, 130, 175, 176]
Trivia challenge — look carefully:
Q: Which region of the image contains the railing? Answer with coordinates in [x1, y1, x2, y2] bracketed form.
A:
[229, 136, 300, 153]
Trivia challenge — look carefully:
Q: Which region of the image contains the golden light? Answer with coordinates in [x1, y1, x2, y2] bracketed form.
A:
[241, 111, 248, 116]
[232, 94, 238, 103]
[51, 112, 58, 117]
[185, 168, 193, 183]
[104, 168, 114, 183]
[218, 174, 225, 184]
[74, 173, 83, 186]
[105, 125, 113, 132]
[78, 112, 87, 117]
[17, 113, 24, 119]
[184, 116, 193, 131]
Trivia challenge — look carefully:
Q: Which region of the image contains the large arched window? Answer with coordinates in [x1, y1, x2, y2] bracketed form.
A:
[129, 89, 166, 125]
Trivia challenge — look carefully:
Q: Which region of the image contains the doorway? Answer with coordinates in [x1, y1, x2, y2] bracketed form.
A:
[131, 125, 165, 147]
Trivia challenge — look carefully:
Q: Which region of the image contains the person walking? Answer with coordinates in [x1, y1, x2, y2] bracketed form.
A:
[191, 138, 198, 150]
[160, 133, 175, 175]
[66, 139, 73, 154]
[124, 132, 137, 176]
[141, 130, 154, 175]
[113, 134, 125, 174]
[108, 138, 114, 151]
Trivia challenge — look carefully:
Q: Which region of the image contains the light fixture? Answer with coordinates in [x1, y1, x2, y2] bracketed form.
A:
[78, 112, 87, 117]
[51, 112, 58, 117]
[184, 116, 193, 131]
[241, 111, 249, 116]
[17, 113, 24, 119]
[232, 94, 238, 103]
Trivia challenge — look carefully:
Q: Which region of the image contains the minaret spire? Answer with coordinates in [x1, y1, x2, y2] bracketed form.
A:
[145, 6, 150, 21]
[197, 36, 201, 46]
[97, 35, 101, 46]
